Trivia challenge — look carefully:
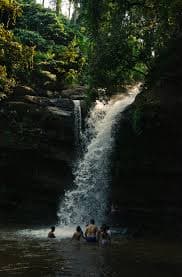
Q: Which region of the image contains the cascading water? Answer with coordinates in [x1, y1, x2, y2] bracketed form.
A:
[58, 87, 139, 226]
[73, 100, 82, 147]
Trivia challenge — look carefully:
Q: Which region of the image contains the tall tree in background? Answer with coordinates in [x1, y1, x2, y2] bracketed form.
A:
[56, 0, 62, 15]
[72, 0, 79, 24]
[50, 0, 62, 15]
[68, 0, 72, 18]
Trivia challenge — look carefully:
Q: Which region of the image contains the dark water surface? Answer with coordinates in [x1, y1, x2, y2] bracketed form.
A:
[0, 228, 182, 276]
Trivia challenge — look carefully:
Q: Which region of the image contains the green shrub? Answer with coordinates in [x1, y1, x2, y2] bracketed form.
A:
[14, 28, 50, 51]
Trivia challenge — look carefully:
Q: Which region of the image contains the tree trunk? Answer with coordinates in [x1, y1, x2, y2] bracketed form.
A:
[42, 0, 45, 7]
[68, 0, 72, 19]
[72, 0, 79, 24]
[56, 0, 62, 15]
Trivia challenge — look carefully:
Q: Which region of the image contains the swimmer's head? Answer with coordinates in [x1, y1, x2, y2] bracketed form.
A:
[76, 226, 81, 232]
[51, 226, 55, 232]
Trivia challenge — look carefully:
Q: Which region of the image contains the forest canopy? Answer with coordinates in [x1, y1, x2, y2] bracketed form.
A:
[76, 0, 182, 91]
[0, 0, 181, 98]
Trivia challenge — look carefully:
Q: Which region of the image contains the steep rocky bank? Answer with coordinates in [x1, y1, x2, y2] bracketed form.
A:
[111, 37, 182, 233]
[0, 85, 87, 224]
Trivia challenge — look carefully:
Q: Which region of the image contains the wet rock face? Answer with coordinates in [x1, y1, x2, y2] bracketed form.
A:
[111, 93, 182, 230]
[111, 37, 182, 231]
[0, 94, 76, 224]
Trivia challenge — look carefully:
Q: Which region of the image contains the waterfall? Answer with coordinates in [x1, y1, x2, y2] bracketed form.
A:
[58, 87, 139, 226]
[73, 100, 82, 147]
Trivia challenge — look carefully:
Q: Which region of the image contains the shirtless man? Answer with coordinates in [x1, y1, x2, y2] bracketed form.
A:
[85, 219, 98, 242]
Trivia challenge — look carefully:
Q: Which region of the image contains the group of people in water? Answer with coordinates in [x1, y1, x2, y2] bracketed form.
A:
[48, 219, 111, 246]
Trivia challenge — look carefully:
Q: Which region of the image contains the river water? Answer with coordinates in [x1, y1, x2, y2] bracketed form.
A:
[0, 227, 182, 276]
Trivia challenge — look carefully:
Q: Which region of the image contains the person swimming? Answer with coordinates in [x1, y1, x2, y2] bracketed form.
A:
[48, 226, 56, 238]
[71, 226, 84, 241]
[99, 224, 110, 246]
[85, 219, 98, 242]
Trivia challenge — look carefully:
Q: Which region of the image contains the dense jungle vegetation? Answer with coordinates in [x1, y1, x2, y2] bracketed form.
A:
[0, 0, 87, 100]
[0, 0, 181, 99]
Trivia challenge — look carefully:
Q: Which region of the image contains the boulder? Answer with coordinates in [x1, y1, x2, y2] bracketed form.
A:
[40, 70, 57, 82]
[12, 85, 36, 100]
[61, 85, 87, 100]
[24, 95, 53, 106]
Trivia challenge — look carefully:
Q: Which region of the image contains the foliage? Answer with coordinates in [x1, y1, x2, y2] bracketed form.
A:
[14, 28, 50, 51]
[16, 3, 68, 45]
[0, 0, 38, 99]
[0, 0, 88, 99]
[75, 0, 182, 92]
[0, 22, 35, 98]
[0, 65, 15, 99]
[14, 2, 88, 86]
[0, 24, 35, 73]
[0, 0, 22, 28]
[2, 0, 181, 99]
[144, 35, 182, 94]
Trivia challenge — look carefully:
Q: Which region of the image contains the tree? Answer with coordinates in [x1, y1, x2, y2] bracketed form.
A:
[66, 0, 72, 19]
[71, 0, 79, 24]
[75, 0, 182, 92]
[0, 2, 35, 99]
[56, 0, 62, 15]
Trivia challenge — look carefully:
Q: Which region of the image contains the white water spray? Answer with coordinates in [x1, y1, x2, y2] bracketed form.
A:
[58, 87, 139, 226]
[73, 100, 82, 147]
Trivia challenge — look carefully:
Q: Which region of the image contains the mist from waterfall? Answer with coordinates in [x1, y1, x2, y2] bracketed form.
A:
[58, 87, 139, 226]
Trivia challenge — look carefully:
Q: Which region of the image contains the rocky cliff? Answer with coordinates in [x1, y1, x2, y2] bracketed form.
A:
[111, 36, 182, 234]
[0, 85, 84, 224]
